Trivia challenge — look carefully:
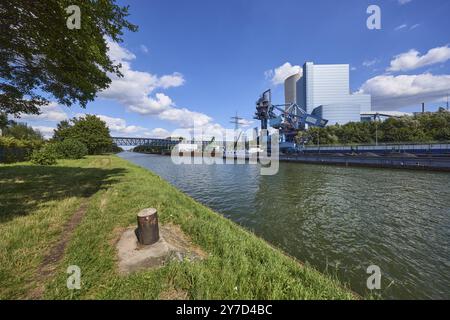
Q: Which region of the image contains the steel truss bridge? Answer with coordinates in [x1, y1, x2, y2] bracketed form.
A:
[112, 137, 181, 147]
[112, 137, 221, 149]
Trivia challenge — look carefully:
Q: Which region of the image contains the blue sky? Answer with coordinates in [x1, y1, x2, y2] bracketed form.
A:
[21, 0, 450, 138]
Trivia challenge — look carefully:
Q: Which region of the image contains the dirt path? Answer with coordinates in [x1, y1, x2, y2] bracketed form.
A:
[28, 200, 89, 299]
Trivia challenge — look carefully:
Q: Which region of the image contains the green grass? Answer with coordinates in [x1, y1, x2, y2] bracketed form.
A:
[0, 155, 355, 300]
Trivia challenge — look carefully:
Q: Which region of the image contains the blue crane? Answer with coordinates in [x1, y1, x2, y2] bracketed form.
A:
[254, 89, 328, 149]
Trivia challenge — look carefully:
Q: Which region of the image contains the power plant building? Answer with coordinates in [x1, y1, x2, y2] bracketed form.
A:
[286, 62, 372, 125]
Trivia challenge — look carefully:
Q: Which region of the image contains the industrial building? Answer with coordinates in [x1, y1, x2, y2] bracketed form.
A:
[286, 62, 372, 125]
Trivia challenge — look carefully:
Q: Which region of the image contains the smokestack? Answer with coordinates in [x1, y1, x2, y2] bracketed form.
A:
[422, 102, 425, 114]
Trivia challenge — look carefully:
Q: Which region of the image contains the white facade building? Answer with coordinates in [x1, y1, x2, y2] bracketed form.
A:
[286, 62, 372, 125]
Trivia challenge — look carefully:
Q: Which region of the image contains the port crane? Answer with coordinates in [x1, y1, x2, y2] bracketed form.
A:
[254, 89, 328, 150]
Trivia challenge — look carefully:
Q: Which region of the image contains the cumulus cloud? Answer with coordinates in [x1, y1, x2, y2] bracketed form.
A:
[265, 62, 302, 85]
[99, 39, 224, 133]
[107, 40, 136, 62]
[125, 93, 174, 115]
[74, 113, 146, 136]
[31, 125, 55, 139]
[359, 73, 450, 110]
[388, 45, 450, 72]
[157, 73, 185, 89]
[16, 102, 68, 122]
[99, 38, 185, 116]
[159, 108, 212, 128]
[145, 128, 170, 138]
[96, 115, 144, 135]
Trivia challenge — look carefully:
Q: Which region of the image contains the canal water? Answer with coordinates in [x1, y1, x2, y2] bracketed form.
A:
[119, 152, 450, 299]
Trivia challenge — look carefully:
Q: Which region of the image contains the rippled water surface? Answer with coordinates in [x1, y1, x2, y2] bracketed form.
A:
[120, 152, 450, 299]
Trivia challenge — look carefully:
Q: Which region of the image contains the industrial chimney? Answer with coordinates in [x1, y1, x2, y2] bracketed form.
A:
[284, 73, 301, 110]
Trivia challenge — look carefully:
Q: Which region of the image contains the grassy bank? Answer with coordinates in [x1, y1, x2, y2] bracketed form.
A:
[0, 155, 355, 299]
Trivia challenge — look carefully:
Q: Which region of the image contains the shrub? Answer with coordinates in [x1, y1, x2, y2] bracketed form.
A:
[30, 145, 57, 165]
[53, 115, 113, 154]
[0, 136, 42, 163]
[55, 139, 88, 159]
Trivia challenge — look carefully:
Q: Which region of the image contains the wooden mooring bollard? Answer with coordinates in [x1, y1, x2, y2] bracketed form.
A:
[135, 208, 160, 245]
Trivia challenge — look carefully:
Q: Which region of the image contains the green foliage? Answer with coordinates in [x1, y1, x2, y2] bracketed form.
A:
[30, 144, 57, 165]
[297, 110, 450, 145]
[0, 113, 8, 132]
[111, 143, 123, 153]
[52, 115, 113, 155]
[2, 122, 44, 141]
[52, 120, 72, 142]
[0, 0, 137, 116]
[54, 139, 88, 159]
[0, 136, 42, 163]
[133, 144, 170, 154]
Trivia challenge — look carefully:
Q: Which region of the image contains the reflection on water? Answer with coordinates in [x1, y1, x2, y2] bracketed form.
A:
[120, 152, 450, 299]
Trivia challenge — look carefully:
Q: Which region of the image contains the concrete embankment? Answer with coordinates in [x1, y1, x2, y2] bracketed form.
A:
[280, 154, 450, 171]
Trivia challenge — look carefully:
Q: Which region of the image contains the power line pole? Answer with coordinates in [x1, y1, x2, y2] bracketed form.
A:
[230, 111, 244, 152]
[230, 111, 244, 131]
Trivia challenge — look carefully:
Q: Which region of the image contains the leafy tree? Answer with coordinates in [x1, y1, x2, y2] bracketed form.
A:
[54, 139, 88, 159]
[296, 111, 450, 145]
[379, 117, 428, 142]
[0, 0, 137, 116]
[2, 122, 44, 141]
[53, 115, 112, 154]
[52, 120, 72, 142]
[0, 113, 8, 133]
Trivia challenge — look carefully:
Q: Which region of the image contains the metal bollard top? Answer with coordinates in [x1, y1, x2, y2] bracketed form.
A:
[137, 208, 157, 218]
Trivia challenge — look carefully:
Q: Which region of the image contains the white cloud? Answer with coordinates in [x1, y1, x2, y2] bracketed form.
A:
[99, 39, 228, 136]
[96, 115, 143, 134]
[398, 0, 412, 5]
[75, 113, 149, 137]
[237, 118, 254, 128]
[31, 125, 55, 139]
[410, 24, 420, 30]
[107, 40, 136, 62]
[265, 62, 302, 85]
[157, 73, 185, 89]
[395, 24, 408, 31]
[99, 38, 185, 115]
[16, 102, 68, 122]
[388, 45, 450, 72]
[140, 44, 149, 54]
[359, 73, 450, 110]
[159, 108, 212, 128]
[126, 93, 174, 115]
[144, 128, 170, 138]
[363, 59, 378, 67]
